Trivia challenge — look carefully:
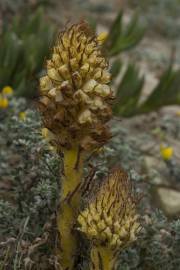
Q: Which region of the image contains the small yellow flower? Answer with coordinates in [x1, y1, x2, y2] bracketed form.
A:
[0, 96, 9, 109]
[97, 32, 108, 44]
[19, 112, 26, 121]
[2, 86, 13, 96]
[176, 111, 180, 117]
[160, 144, 173, 161]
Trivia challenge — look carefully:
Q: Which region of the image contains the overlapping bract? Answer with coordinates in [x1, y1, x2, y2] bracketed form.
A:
[39, 22, 113, 151]
[78, 168, 141, 250]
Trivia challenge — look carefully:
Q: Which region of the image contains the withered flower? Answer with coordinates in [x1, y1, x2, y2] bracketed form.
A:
[39, 21, 113, 152]
[77, 168, 141, 254]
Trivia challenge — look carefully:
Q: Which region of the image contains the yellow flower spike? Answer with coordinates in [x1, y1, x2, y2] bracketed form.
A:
[39, 21, 113, 153]
[2, 86, 13, 96]
[97, 32, 108, 44]
[0, 96, 9, 109]
[160, 144, 173, 161]
[77, 168, 141, 270]
[19, 112, 26, 121]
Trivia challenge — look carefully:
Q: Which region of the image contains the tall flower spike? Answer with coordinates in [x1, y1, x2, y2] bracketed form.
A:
[39, 21, 113, 152]
[77, 168, 141, 270]
[38, 21, 113, 270]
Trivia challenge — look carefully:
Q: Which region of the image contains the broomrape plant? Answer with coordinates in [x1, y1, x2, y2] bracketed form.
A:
[78, 168, 141, 270]
[38, 21, 142, 270]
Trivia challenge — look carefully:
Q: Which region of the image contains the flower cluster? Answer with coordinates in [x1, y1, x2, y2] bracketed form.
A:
[78, 168, 141, 251]
[39, 21, 113, 152]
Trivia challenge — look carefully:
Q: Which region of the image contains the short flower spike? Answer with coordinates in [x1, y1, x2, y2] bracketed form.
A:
[39, 21, 113, 152]
[78, 168, 141, 251]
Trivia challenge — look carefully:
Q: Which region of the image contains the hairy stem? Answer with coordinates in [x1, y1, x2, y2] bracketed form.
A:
[90, 246, 116, 270]
[57, 146, 84, 270]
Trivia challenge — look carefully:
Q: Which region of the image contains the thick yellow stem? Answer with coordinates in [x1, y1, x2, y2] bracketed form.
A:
[57, 146, 84, 270]
[90, 246, 116, 270]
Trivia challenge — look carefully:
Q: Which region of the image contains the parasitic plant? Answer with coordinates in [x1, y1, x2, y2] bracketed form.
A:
[38, 21, 113, 269]
[77, 168, 141, 270]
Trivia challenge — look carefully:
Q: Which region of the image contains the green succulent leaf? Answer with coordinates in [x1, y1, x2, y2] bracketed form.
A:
[104, 11, 145, 56]
[113, 63, 145, 117]
[113, 63, 180, 117]
[104, 11, 123, 50]
[0, 7, 55, 97]
[139, 66, 180, 113]
[110, 59, 122, 80]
